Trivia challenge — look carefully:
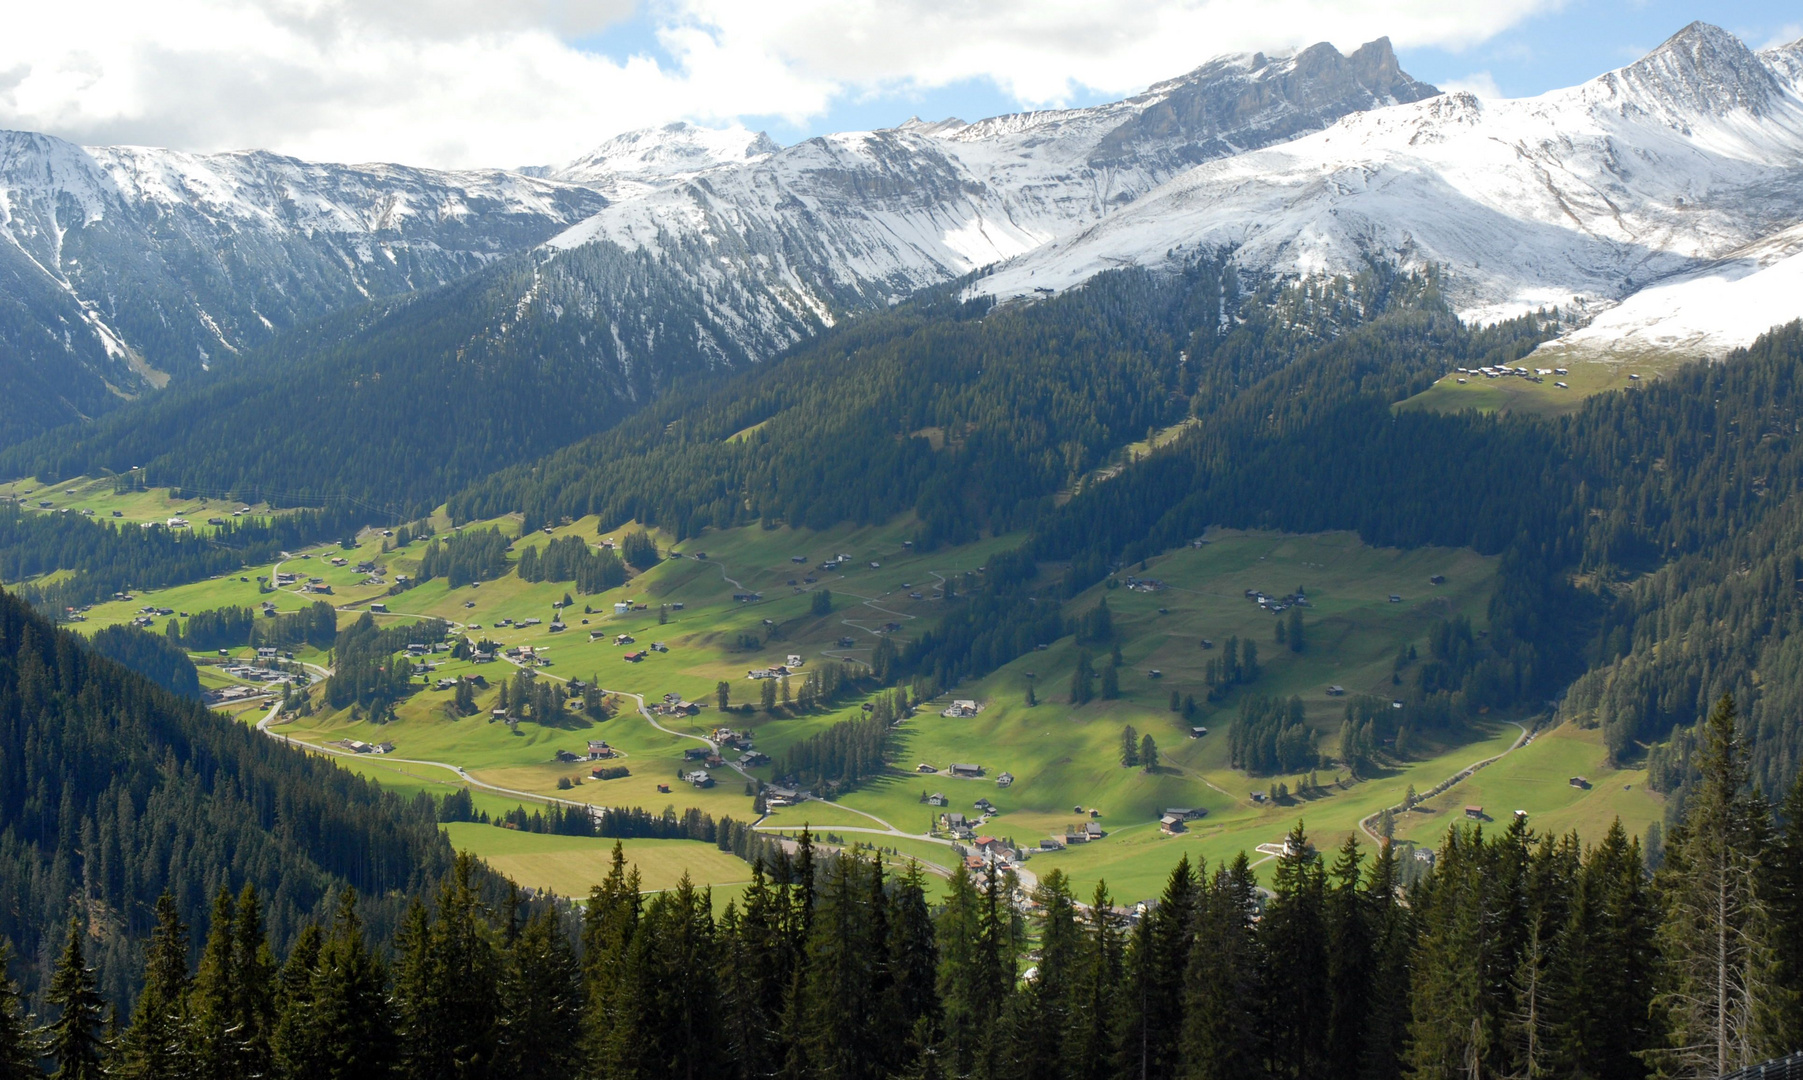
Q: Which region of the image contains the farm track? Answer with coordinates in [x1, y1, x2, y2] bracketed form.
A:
[1356, 721, 1534, 845]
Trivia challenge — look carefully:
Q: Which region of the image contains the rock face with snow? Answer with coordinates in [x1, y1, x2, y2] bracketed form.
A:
[0, 133, 607, 440]
[526, 38, 1437, 375]
[974, 23, 1803, 363]
[528, 122, 782, 200]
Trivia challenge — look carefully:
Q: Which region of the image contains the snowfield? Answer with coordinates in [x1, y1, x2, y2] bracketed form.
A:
[974, 23, 1803, 360]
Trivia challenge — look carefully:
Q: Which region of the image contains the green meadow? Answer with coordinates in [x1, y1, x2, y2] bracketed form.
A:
[57, 482, 1671, 903]
[1398, 357, 1669, 418]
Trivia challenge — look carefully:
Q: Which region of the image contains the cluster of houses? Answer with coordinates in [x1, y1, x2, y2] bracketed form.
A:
[1123, 575, 1165, 593]
[1158, 807, 1207, 835]
[654, 693, 702, 717]
[746, 657, 804, 680]
[1245, 587, 1307, 614]
[941, 699, 982, 718]
[203, 684, 267, 705]
[501, 645, 546, 666]
[128, 603, 177, 628]
[327, 739, 396, 755]
[1454, 364, 1566, 384]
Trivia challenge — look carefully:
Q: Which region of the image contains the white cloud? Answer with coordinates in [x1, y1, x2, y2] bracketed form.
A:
[1438, 72, 1503, 99]
[1764, 23, 1803, 49]
[0, 0, 1563, 169]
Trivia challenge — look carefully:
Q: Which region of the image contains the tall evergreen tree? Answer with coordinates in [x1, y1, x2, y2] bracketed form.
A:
[268, 924, 322, 1080]
[1117, 857, 1196, 1080]
[1262, 824, 1330, 1080]
[1179, 855, 1262, 1080]
[188, 887, 239, 1080]
[1323, 836, 1371, 1080]
[1766, 769, 1803, 1049]
[43, 917, 105, 1080]
[1651, 695, 1781, 1078]
[393, 854, 500, 1080]
[1558, 821, 1656, 1080]
[1064, 882, 1123, 1080]
[115, 894, 192, 1080]
[299, 891, 395, 1080]
[1358, 842, 1411, 1080]
[0, 940, 38, 1080]
[495, 907, 583, 1080]
[583, 842, 644, 1080]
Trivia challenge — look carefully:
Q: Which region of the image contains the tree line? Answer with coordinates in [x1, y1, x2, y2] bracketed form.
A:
[0, 500, 366, 613]
[8, 691, 1803, 1080]
[0, 585, 459, 1013]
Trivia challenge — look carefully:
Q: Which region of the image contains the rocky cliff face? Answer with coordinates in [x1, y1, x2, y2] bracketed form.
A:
[518, 37, 1438, 388]
[0, 133, 606, 441]
[973, 23, 1803, 362]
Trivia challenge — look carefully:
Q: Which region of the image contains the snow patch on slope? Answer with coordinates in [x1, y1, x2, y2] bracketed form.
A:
[973, 22, 1803, 359]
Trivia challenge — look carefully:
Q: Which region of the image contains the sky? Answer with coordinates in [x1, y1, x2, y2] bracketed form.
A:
[0, 0, 1798, 171]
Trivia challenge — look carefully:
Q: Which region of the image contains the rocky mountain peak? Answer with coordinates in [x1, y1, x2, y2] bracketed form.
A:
[1599, 20, 1779, 117]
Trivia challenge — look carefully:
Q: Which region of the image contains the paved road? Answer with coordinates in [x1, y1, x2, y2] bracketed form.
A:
[1357, 721, 1533, 846]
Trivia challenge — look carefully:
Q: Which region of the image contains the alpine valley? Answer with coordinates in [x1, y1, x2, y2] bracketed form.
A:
[10, 19, 1803, 1080]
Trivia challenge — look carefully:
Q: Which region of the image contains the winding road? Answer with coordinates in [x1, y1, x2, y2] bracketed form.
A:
[1357, 721, 1534, 845]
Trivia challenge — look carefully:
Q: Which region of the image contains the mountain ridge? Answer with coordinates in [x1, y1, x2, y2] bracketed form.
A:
[973, 22, 1803, 362]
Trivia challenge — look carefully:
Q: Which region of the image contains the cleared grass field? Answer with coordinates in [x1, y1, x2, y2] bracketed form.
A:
[1391, 722, 1662, 851]
[443, 823, 753, 898]
[1397, 356, 1671, 418]
[61, 483, 1662, 903]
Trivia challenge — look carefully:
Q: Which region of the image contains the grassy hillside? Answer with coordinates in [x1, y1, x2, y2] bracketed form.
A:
[49, 486, 1670, 905]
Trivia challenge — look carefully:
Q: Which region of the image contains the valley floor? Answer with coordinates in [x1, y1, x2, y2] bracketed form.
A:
[41, 480, 1664, 901]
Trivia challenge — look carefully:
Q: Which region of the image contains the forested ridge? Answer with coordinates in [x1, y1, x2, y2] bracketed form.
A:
[4, 695, 1803, 1080]
[0, 500, 367, 612]
[449, 262, 1480, 546]
[0, 264, 638, 517]
[0, 584, 458, 1012]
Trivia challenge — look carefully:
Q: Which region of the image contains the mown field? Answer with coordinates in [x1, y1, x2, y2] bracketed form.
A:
[1397, 356, 1667, 417]
[52, 483, 1669, 903]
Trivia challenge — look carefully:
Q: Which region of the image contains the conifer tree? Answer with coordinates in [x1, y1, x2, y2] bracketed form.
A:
[495, 908, 583, 1080]
[1358, 842, 1411, 1080]
[188, 887, 238, 1080]
[1180, 856, 1262, 1080]
[1139, 734, 1159, 772]
[114, 894, 192, 1080]
[1065, 882, 1123, 1080]
[268, 924, 321, 1080]
[0, 940, 38, 1080]
[301, 891, 396, 1080]
[1767, 769, 1803, 1047]
[1322, 837, 1370, 1080]
[583, 842, 644, 1080]
[1116, 857, 1196, 1080]
[1558, 820, 1656, 1080]
[1101, 662, 1120, 700]
[43, 917, 105, 1080]
[1263, 824, 1330, 1079]
[1651, 694, 1780, 1077]
[1120, 726, 1140, 768]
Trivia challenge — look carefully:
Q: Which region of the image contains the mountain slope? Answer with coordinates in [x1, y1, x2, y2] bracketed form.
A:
[974, 23, 1803, 358]
[0, 132, 608, 443]
[0, 583, 454, 1005]
[524, 38, 1437, 375]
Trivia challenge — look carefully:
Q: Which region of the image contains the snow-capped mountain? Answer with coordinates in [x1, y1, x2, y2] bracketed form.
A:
[529, 38, 1437, 371]
[529, 122, 781, 200]
[0, 132, 607, 440]
[974, 23, 1803, 363]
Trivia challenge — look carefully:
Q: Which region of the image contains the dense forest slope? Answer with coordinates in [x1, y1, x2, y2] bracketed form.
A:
[0, 585, 455, 1006]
